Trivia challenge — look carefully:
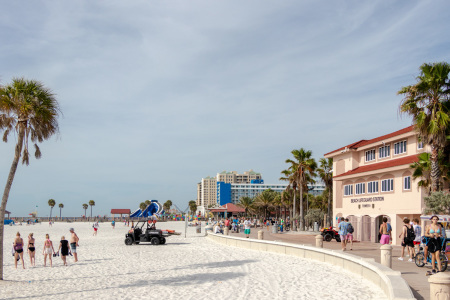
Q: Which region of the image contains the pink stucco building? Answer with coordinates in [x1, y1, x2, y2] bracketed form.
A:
[324, 126, 427, 245]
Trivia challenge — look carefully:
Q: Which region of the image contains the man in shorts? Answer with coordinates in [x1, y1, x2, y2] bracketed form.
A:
[338, 217, 348, 251]
[244, 218, 251, 238]
[69, 228, 79, 262]
[345, 218, 354, 250]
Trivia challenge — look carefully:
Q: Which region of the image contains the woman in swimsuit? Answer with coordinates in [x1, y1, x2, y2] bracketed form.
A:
[58, 236, 69, 266]
[13, 232, 25, 269]
[27, 233, 36, 266]
[426, 215, 442, 274]
[42, 234, 55, 267]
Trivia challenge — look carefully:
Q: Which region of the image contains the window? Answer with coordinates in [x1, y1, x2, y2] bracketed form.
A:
[418, 141, 424, 149]
[404, 176, 411, 190]
[379, 145, 390, 158]
[381, 179, 394, 192]
[344, 184, 353, 196]
[365, 149, 375, 162]
[355, 183, 365, 195]
[394, 140, 407, 155]
[368, 181, 379, 193]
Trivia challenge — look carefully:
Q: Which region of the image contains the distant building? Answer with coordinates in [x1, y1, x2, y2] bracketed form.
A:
[196, 169, 325, 215]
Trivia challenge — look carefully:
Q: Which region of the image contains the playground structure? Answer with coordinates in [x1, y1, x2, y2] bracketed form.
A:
[130, 200, 164, 218]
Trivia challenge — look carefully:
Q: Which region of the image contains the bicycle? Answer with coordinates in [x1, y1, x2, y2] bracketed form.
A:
[415, 242, 448, 272]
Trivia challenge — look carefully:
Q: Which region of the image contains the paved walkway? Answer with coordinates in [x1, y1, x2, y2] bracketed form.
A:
[224, 226, 432, 300]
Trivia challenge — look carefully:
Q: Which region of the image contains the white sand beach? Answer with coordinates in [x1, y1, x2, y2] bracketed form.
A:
[1, 221, 386, 300]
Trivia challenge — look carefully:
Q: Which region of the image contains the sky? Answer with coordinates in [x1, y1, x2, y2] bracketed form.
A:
[1, 1, 449, 217]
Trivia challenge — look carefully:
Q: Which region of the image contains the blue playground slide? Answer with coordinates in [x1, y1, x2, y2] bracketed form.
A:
[130, 200, 164, 218]
[4, 220, 14, 225]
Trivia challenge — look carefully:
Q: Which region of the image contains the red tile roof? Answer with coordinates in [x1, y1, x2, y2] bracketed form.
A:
[334, 154, 418, 178]
[110, 209, 131, 214]
[324, 126, 415, 156]
[209, 203, 245, 213]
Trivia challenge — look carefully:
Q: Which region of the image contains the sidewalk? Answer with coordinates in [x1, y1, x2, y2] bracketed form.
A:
[227, 226, 431, 300]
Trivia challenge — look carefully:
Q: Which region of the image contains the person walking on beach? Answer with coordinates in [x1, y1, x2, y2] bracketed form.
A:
[244, 218, 251, 238]
[112, 220, 115, 229]
[379, 217, 391, 245]
[43, 234, 55, 267]
[27, 233, 36, 267]
[58, 236, 70, 266]
[338, 217, 348, 251]
[13, 232, 25, 269]
[345, 218, 354, 250]
[93, 222, 99, 236]
[69, 228, 79, 262]
[398, 218, 415, 261]
[426, 216, 443, 274]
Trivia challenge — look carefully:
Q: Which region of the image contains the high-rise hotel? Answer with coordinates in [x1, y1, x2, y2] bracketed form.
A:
[324, 126, 427, 245]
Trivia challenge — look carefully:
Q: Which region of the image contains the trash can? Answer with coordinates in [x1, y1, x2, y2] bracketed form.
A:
[314, 222, 319, 232]
[196, 226, 201, 234]
[271, 225, 278, 234]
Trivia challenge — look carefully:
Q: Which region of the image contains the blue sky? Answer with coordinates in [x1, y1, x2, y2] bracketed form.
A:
[1, 1, 449, 217]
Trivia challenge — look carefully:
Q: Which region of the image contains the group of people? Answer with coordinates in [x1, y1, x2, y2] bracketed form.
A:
[12, 228, 79, 269]
[213, 217, 253, 238]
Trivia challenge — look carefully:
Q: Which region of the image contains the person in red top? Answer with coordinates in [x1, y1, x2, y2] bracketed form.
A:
[224, 218, 230, 230]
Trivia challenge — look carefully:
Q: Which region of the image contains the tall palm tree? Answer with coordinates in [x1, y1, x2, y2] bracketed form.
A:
[399, 62, 450, 192]
[0, 78, 60, 280]
[48, 199, 56, 219]
[281, 189, 292, 221]
[82, 203, 88, 217]
[237, 196, 254, 217]
[89, 200, 95, 218]
[286, 148, 317, 231]
[59, 203, 64, 219]
[317, 157, 333, 226]
[272, 193, 283, 219]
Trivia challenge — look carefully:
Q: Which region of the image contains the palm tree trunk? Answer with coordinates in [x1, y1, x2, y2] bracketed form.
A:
[299, 182, 304, 231]
[50, 207, 53, 219]
[327, 187, 332, 227]
[431, 145, 441, 192]
[0, 123, 25, 280]
[91, 206, 93, 219]
[292, 189, 296, 231]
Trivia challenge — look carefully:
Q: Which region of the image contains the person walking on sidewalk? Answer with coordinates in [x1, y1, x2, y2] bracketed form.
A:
[244, 218, 251, 238]
[412, 218, 422, 254]
[337, 217, 348, 251]
[379, 217, 391, 245]
[345, 218, 354, 250]
[398, 218, 415, 261]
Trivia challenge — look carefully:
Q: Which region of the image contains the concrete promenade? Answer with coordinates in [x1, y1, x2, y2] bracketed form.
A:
[227, 226, 432, 300]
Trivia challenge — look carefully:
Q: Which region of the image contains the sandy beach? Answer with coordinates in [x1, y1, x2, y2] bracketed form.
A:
[1, 221, 386, 300]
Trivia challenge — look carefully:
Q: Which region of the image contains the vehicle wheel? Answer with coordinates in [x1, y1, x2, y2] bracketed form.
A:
[440, 253, 448, 272]
[151, 237, 160, 245]
[324, 234, 332, 242]
[125, 237, 133, 245]
[415, 252, 425, 267]
[335, 235, 341, 243]
[160, 237, 166, 245]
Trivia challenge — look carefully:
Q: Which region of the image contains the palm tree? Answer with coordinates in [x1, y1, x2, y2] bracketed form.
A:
[163, 200, 172, 212]
[254, 189, 275, 218]
[317, 157, 333, 226]
[0, 78, 60, 280]
[281, 189, 292, 221]
[399, 62, 450, 192]
[237, 196, 254, 217]
[89, 200, 95, 219]
[145, 200, 151, 206]
[59, 203, 64, 220]
[280, 168, 298, 230]
[286, 148, 317, 231]
[48, 199, 56, 219]
[273, 193, 283, 219]
[188, 200, 197, 215]
[139, 202, 147, 211]
[82, 203, 88, 217]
